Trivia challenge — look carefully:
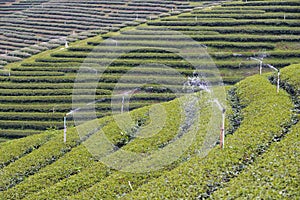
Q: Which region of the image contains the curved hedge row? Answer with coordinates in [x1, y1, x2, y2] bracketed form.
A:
[211, 63, 300, 199]
[25, 94, 215, 200]
[0, 129, 80, 191]
[0, 130, 54, 169]
[0, 95, 200, 199]
[1, 0, 299, 138]
[0, 0, 191, 65]
[121, 75, 294, 199]
[0, 116, 113, 199]
[212, 121, 299, 199]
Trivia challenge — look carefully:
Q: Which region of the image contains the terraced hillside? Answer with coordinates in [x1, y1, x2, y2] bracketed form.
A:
[0, 0, 194, 66]
[1, 0, 299, 139]
[0, 1, 218, 138]
[134, 0, 300, 75]
[0, 63, 298, 199]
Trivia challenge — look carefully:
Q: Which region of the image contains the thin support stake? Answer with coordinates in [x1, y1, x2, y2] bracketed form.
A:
[213, 99, 226, 149]
[250, 57, 263, 75]
[221, 111, 225, 149]
[259, 61, 262, 75]
[277, 71, 280, 93]
[220, 126, 223, 149]
[64, 116, 67, 143]
[121, 96, 125, 113]
[65, 41, 69, 48]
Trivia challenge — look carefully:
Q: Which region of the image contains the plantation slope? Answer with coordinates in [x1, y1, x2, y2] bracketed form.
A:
[0, 91, 224, 199]
[0, 100, 175, 198]
[210, 63, 300, 199]
[0, 115, 114, 198]
[1, 0, 299, 139]
[21, 92, 220, 200]
[211, 122, 299, 199]
[0, 130, 55, 169]
[0, 64, 298, 198]
[0, 129, 81, 191]
[0, 0, 218, 139]
[0, 0, 194, 66]
[120, 75, 294, 199]
[278, 63, 300, 99]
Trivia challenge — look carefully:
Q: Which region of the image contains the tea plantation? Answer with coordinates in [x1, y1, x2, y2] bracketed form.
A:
[0, 63, 299, 199]
[1, 0, 300, 138]
[0, 0, 299, 199]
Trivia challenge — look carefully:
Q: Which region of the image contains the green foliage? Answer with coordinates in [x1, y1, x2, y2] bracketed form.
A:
[5, 99, 181, 199]
[147, 19, 300, 27]
[0, 0, 298, 198]
[56, 94, 213, 200]
[0, 117, 111, 199]
[212, 122, 300, 199]
[0, 128, 80, 191]
[0, 131, 54, 169]
[122, 75, 294, 199]
[0, 65, 298, 198]
[279, 63, 300, 93]
[1, 0, 300, 142]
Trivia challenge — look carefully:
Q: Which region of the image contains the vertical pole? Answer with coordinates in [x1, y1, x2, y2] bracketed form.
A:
[259, 61, 262, 75]
[220, 126, 223, 148]
[277, 71, 280, 93]
[65, 41, 69, 48]
[221, 110, 225, 149]
[121, 96, 124, 113]
[64, 116, 67, 143]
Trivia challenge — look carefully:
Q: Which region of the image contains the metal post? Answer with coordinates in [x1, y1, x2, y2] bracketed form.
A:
[250, 57, 263, 75]
[277, 71, 280, 93]
[213, 99, 226, 149]
[221, 110, 226, 149]
[121, 96, 124, 113]
[65, 41, 69, 48]
[63, 116, 67, 143]
[259, 61, 262, 75]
